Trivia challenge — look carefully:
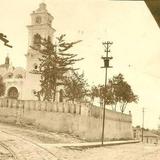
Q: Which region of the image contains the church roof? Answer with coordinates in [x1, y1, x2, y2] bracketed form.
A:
[0, 63, 9, 68]
[143, 131, 159, 138]
[13, 67, 26, 75]
[31, 2, 54, 19]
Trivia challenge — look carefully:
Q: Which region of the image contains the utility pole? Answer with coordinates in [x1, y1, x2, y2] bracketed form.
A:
[142, 107, 145, 142]
[101, 41, 113, 145]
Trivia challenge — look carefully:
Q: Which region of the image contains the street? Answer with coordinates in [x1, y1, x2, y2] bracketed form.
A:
[0, 123, 159, 160]
[49, 143, 160, 160]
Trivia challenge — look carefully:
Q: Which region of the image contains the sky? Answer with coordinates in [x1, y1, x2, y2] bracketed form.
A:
[0, 0, 160, 129]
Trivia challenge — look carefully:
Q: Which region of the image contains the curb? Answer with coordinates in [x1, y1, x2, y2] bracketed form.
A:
[40, 140, 140, 148]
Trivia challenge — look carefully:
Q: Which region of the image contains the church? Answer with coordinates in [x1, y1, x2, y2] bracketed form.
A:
[0, 3, 60, 101]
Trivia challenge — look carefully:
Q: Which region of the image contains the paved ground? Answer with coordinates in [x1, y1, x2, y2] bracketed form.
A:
[0, 123, 159, 160]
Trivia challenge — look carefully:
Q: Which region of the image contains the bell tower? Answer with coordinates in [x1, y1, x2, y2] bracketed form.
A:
[23, 3, 56, 100]
[26, 3, 55, 72]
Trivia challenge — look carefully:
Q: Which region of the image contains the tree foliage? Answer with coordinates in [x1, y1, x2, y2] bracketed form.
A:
[90, 85, 113, 107]
[90, 73, 138, 113]
[32, 34, 83, 101]
[64, 71, 88, 103]
[90, 85, 99, 102]
[109, 74, 138, 112]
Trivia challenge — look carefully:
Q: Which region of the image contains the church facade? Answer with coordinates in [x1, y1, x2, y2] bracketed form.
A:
[0, 3, 60, 101]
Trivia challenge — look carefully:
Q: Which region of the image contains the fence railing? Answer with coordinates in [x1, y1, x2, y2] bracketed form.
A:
[0, 98, 132, 122]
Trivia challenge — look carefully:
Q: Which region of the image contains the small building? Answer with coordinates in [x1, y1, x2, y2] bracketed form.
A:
[133, 127, 141, 140]
[133, 127, 159, 144]
[143, 131, 159, 144]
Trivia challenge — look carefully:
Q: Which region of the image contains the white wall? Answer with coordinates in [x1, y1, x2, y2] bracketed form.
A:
[0, 98, 133, 141]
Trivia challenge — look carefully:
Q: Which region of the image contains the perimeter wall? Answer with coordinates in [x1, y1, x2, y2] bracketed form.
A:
[0, 98, 133, 141]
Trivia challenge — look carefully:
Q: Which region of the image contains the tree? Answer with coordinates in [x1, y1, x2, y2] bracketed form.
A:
[0, 75, 5, 97]
[64, 71, 88, 103]
[31, 34, 83, 101]
[89, 84, 114, 107]
[90, 85, 103, 106]
[109, 74, 138, 113]
[90, 73, 138, 113]
[135, 125, 141, 129]
[90, 85, 99, 104]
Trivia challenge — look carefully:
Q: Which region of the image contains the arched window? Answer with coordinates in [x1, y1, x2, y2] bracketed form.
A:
[7, 73, 13, 79]
[35, 16, 42, 24]
[33, 63, 38, 70]
[33, 34, 41, 49]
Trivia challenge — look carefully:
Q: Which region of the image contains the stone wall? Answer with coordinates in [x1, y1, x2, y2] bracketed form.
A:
[0, 98, 133, 141]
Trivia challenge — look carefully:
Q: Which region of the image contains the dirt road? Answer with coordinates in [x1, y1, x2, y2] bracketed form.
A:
[48, 143, 160, 160]
[0, 123, 159, 160]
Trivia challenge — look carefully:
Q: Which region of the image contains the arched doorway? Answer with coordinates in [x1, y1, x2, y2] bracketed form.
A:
[7, 87, 19, 99]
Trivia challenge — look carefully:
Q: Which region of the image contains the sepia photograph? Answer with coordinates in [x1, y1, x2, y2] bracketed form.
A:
[0, 0, 160, 159]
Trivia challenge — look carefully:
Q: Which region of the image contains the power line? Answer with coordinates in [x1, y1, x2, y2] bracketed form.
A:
[142, 107, 146, 142]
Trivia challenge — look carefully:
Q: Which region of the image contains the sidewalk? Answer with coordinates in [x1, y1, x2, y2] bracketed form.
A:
[40, 140, 140, 148]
